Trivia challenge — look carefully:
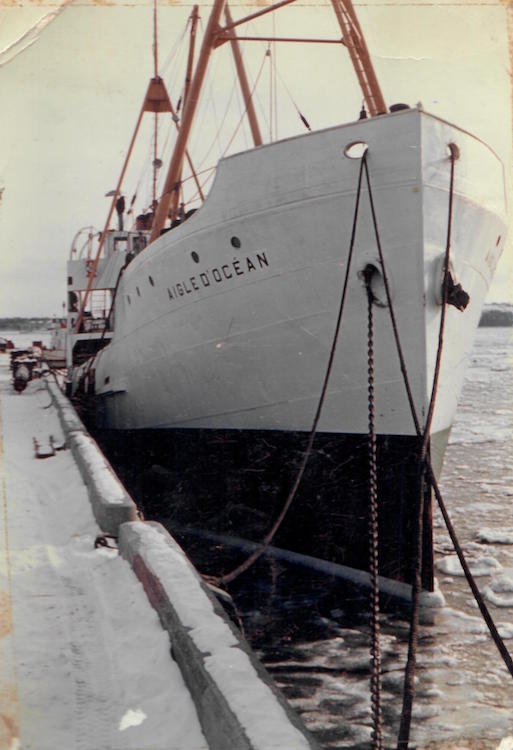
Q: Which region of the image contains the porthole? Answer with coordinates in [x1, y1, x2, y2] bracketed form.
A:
[104, 376, 110, 385]
[148, 275, 155, 286]
[127, 295, 131, 305]
[231, 236, 241, 249]
[136, 286, 141, 297]
[191, 251, 200, 263]
[344, 141, 368, 159]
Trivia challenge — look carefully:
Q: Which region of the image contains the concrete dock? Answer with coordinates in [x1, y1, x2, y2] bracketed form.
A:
[0, 355, 318, 750]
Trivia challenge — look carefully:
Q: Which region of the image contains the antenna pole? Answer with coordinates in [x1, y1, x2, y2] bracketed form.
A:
[152, 0, 160, 205]
[153, 0, 159, 78]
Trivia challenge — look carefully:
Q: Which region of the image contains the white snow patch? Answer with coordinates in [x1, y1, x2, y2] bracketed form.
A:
[119, 708, 147, 731]
[497, 737, 513, 750]
[419, 579, 445, 609]
[134, 524, 312, 750]
[0, 370, 208, 750]
[73, 432, 127, 504]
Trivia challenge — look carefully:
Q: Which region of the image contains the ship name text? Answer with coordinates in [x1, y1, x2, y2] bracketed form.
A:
[167, 251, 269, 300]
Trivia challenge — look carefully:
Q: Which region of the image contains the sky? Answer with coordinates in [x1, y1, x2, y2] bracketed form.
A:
[0, 0, 512, 317]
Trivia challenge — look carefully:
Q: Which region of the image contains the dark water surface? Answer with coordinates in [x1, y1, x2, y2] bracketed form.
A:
[98, 327, 513, 749]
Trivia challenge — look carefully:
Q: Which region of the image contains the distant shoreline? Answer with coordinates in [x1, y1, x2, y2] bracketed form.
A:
[0, 317, 53, 333]
[1, 304, 512, 333]
[478, 306, 513, 327]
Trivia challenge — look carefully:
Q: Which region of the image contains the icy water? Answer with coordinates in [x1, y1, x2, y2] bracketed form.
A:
[182, 327, 513, 749]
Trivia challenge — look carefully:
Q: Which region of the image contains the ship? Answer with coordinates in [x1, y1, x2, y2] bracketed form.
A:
[65, 0, 507, 590]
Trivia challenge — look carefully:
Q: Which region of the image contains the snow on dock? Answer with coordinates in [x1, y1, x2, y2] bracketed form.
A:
[0, 354, 318, 750]
[0, 357, 208, 750]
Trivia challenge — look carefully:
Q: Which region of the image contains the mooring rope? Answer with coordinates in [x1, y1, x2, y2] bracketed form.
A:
[397, 142, 457, 749]
[361, 147, 513, 750]
[203, 156, 367, 587]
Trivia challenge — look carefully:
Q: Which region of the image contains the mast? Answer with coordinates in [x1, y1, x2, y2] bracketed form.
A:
[74, 8, 175, 334]
[184, 5, 200, 109]
[330, 0, 386, 116]
[150, 0, 227, 241]
[224, 3, 263, 148]
[168, 4, 200, 224]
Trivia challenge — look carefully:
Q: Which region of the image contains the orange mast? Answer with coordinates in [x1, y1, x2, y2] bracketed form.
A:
[74, 76, 174, 334]
[150, 0, 227, 241]
[169, 4, 200, 223]
[224, 3, 263, 148]
[330, 0, 386, 116]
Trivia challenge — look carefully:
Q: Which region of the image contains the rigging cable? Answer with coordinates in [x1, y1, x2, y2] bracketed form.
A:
[186, 51, 269, 206]
[270, 62, 312, 132]
[202, 155, 366, 587]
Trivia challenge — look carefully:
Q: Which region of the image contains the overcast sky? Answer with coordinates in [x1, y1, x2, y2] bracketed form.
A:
[0, 0, 511, 317]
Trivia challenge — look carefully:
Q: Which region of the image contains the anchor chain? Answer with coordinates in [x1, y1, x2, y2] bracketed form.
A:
[365, 265, 384, 750]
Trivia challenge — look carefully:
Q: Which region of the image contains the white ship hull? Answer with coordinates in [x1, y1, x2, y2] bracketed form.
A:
[75, 108, 506, 586]
[92, 109, 506, 440]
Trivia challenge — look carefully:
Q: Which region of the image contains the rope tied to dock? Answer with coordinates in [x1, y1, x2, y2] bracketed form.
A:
[202, 154, 367, 588]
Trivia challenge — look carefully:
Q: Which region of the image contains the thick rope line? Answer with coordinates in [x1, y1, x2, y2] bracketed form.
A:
[397, 145, 457, 749]
[362, 151, 513, 730]
[204, 156, 366, 587]
[365, 268, 384, 750]
[362, 158, 421, 438]
[428, 464, 513, 677]
[420, 143, 457, 459]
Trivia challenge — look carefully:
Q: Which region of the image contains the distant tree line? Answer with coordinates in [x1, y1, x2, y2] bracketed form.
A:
[479, 307, 513, 327]
[1, 306, 511, 331]
[0, 317, 52, 331]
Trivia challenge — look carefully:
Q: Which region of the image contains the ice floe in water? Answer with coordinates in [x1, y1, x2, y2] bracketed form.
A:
[439, 607, 487, 634]
[490, 574, 513, 592]
[477, 528, 513, 545]
[497, 624, 513, 639]
[436, 554, 503, 577]
[483, 586, 513, 608]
